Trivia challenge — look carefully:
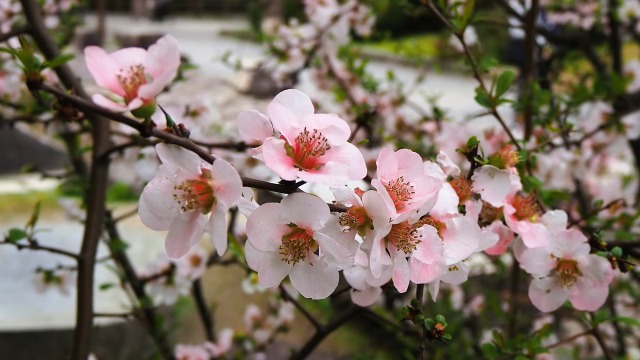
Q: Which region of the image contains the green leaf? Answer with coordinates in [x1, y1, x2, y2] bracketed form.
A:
[610, 316, 640, 327]
[474, 87, 493, 108]
[462, 0, 475, 26]
[99, 282, 115, 291]
[466, 136, 480, 148]
[7, 228, 28, 242]
[26, 201, 41, 230]
[495, 70, 516, 98]
[41, 53, 75, 70]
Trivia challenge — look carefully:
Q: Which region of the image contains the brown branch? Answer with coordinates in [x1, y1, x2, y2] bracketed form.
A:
[104, 211, 174, 359]
[19, 2, 111, 360]
[192, 279, 215, 341]
[0, 24, 30, 43]
[0, 240, 79, 259]
[522, 0, 538, 141]
[291, 306, 362, 360]
[279, 284, 322, 330]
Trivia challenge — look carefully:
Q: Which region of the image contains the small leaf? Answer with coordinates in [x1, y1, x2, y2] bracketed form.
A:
[474, 87, 493, 108]
[495, 70, 516, 98]
[7, 228, 28, 242]
[41, 53, 75, 70]
[99, 283, 115, 291]
[466, 136, 480, 148]
[26, 201, 41, 230]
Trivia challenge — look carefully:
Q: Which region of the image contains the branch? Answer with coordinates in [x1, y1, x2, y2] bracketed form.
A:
[104, 211, 175, 359]
[19, 2, 111, 359]
[0, 240, 79, 259]
[192, 279, 215, 341]
[0, 24, 30, 43]
[291, 306, 362, 360]
[37, 83, 349, 212]
[279, 285, 322, 330]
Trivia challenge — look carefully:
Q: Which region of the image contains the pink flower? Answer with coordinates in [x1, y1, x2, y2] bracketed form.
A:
[363, 190, 445, 292]
[138, 144, 242, 258]
[205, 328, 234, 357]
[84, 35, 180, 115]
[174, 344, 210, 360]
[519, 228, 614, 312]
[372, 148, 442, 221]
[238, 89, 367, 185]
[244, 193, 355, 299]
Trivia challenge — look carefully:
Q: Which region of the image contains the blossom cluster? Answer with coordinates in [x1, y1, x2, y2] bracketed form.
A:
[131, 84, 617, 312]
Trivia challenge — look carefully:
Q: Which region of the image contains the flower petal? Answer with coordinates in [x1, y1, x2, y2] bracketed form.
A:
[165, 214, 206, 258]
[290, 256, 339, 299]
[84, 46, 125, 96]
[237, 110, 273, 144]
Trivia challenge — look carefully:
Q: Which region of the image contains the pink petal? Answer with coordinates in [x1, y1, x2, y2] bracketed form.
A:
[138, 175, 175, 231]
[303, 113, 351, 145]
[145, 35, 181, 79]
[271, 89, 314, 125]
[570, 279, 609, 311]
[210, 157, 243, 207]
[441, 216, 480, 265]
[351, 286, 382, 307]
[84, 46, 125, 96]
[156, 143, 201, 175]
[529, 277, 568, 312]
[110, 47, 149, 69]
[247, 203, 289, 252]
[440, 262, 469, 285]
[472, 165, 512, 207]
[244, 242, 290, 288]
[519, 247, 555, 276]
[207, 203, 228, 255]
[329, 142, 367, 181]
[392, 253, 410, 293]
[165, 214, 206, 258]
[236, 110, 273, 144]
[430, 183, 460, 218]
[282, 193, 330, 230]
[92, 94, 143, 112]
[484, 221, 514, 256]
[262, 137, 298, 180]
[290, 256, 339, 299]
[412, 225, 443, 264]
[409, 257, 444, 284]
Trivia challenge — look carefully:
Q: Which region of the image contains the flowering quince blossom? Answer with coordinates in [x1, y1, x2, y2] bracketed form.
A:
[363, 189, 446, 293]
[518, 227, 614, 312]
[84, 35, 180, 115]
[237, 89, 367, 185]
[138, 144, 242, 258]
[244, 192, 356, 299]
[372, 148, 442, 221]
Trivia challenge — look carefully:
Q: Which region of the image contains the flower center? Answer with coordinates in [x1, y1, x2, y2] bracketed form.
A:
[554, 259, 581, 288]
[189, 254, 203, 268]
[449, 176, 471, 204]
[284, 128, 330, 171]
[117, 64, 148, 102]
[338, 206, 370, 232]
[173, 168, 216, 214]
[479, 201, 502, 226]
[279, 226, 318, 265]
[384, 176, 414, 211]
[418, 215, 446, 237]
[385, 221, 422, 254]
[512, 193, 539, 221]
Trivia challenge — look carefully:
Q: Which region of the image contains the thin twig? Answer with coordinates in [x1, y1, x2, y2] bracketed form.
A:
[279, 284, 322, 330]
